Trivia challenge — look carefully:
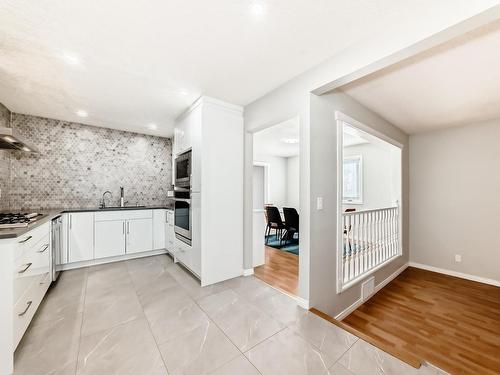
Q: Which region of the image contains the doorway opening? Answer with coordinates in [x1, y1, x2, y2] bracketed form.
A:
[336, 112, 403, 292]
[252, 118, 300, 296]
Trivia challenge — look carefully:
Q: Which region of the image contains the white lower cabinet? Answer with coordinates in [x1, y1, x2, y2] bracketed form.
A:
[68, 212, 94, 263]
[126, 218, 153, 254]
[153, 209, 166, 250]
[165, 210, 174, 252]
[1, 221, 52, 375]
[95, 220, 126, 259]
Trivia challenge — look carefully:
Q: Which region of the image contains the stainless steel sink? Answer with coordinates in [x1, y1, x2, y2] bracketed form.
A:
[98, 205, 146, 210]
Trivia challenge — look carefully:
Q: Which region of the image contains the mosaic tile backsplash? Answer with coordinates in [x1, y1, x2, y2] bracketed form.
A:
[0, 103, 11, 211]
[4, 113, 172, 211]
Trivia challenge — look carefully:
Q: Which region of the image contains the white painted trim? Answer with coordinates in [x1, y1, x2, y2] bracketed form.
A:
[374, 262, 409, 293]
[175, 96, 243, 122]
[335, 112, 404, 149]
[243, 268, 254, 276]
[336, 112, 404, 293]
[335, 297, 363, 321]
[336, 117, 344, 293]
[409, 262, 500, 287]
[296, 297, 310, 310]
[59, 249, 168, 270]
[253, 161, 270, 205]
[335, 262, 409, 320]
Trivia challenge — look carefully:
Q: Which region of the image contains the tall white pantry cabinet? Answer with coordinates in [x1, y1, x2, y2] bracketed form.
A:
[173, 96, 244, 286]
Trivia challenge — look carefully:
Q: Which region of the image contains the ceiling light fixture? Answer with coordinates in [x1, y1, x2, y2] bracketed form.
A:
[250, 1, 267, 16]
[62, 52, 81, 66]
[148, 123, 158, 130]
[281, 138, 299, 144]
[177, 90, 189, 96]
[76, 110, 88, 118]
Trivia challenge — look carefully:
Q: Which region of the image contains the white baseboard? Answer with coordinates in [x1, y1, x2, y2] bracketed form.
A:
[335, 297, 363, 321]
[374, 262, 409, 293]
[296, 297, 309, 310]
[335, 262, 409, 321]
[60, 249, 168, 271]
[409, 262, 500, 287]
[242, 268, 254, 276]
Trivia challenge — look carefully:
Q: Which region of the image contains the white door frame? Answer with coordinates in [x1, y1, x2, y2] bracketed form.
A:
[252, 162, 270, 206]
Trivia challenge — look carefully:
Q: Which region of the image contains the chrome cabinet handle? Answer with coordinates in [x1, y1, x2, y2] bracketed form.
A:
[69, 214, 72, 229]
[127, 222, 130, 234]
[19, 236, 32, 244]
[123, 222, 125, 235]
[18, 301, 33, 316]
[18, 263, 32, 274]
[37, 244, 49, 253]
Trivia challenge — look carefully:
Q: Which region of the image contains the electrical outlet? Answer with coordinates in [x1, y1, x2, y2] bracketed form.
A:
[455, 254, 462, 263]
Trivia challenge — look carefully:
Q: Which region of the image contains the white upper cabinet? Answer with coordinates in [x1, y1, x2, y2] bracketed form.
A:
[126, 218, 153, 254]
[95, 220, 126, 259]
[68, 212, 94, 263]
[153, 209, 166, 250]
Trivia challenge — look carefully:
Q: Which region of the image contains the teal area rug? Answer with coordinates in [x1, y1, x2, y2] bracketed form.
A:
[265, 235, 299, 255]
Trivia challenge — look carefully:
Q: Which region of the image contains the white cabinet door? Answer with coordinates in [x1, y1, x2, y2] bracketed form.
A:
[165, 211, 175, 251]
[95, 220, 126, 259]
[68, 212, 94, 263]
[153, 210, 166, 250]
[126, 219, 153, 254]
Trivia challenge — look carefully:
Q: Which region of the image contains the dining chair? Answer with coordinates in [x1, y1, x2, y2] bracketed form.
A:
[264, 206, 286, 244]
[282, 207, 299, 246]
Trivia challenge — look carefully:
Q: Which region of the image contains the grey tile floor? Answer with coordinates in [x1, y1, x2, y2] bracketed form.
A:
[14, 255, 448, 375]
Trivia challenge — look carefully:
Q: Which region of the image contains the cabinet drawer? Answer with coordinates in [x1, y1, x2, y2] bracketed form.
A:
[15, 222, 51, 260]
[13, 272, 50, 348]
[95, 210, 153, 222]
[14, 234, 51, 305]
[174, 239, 191, 264]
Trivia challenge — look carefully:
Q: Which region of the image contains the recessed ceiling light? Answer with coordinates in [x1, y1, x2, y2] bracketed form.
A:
[62, 52, 81, 66]
[148, 123, 158, 130]
[281, 138, 299, 144]
[76, 110, 88, 118]
[250, 1, 267, 16]
[178, 90, 189, 96]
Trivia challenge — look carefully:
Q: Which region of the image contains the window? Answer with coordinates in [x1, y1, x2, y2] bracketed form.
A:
[343, 155, 363, 204]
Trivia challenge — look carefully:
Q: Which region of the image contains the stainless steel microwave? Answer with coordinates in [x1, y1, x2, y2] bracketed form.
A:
[174, 150, 192, 188]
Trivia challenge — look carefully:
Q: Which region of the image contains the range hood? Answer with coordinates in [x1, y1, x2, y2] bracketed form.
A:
[0, 127, 39, 153]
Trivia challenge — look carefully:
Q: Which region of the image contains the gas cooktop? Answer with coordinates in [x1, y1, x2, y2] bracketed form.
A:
[0, 213, 44, 229]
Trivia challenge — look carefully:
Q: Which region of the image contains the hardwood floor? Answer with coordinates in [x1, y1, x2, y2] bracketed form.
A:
[341, 267, 500, 375]
[254, 246, 298, 296]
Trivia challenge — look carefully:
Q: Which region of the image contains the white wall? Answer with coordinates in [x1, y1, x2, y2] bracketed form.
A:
[410, 120, 500, 283]
[243, 6, 500, 303]
[253, 153, 300, 209]
[286, 156, 300, 209]
[253, 154, 287, 208]
[253, 165, 265, 209]
[343, 142, 400, 211]
[309, 91, 409, 317]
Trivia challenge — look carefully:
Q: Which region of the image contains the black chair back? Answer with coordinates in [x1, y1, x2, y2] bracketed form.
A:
[265, 206, 284, 227]
[283, 207, 299, 232]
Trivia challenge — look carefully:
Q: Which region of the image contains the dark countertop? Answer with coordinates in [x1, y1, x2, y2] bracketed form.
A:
[0, 206, 174, 239]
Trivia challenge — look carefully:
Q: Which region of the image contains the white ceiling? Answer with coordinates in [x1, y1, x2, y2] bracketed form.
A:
[254, 117, 299, 157]
[340, 20, 500, 134]
[0, 0, 481, 137]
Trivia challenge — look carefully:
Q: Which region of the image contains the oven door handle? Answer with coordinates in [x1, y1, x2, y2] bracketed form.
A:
[172, 198, 191, 203]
